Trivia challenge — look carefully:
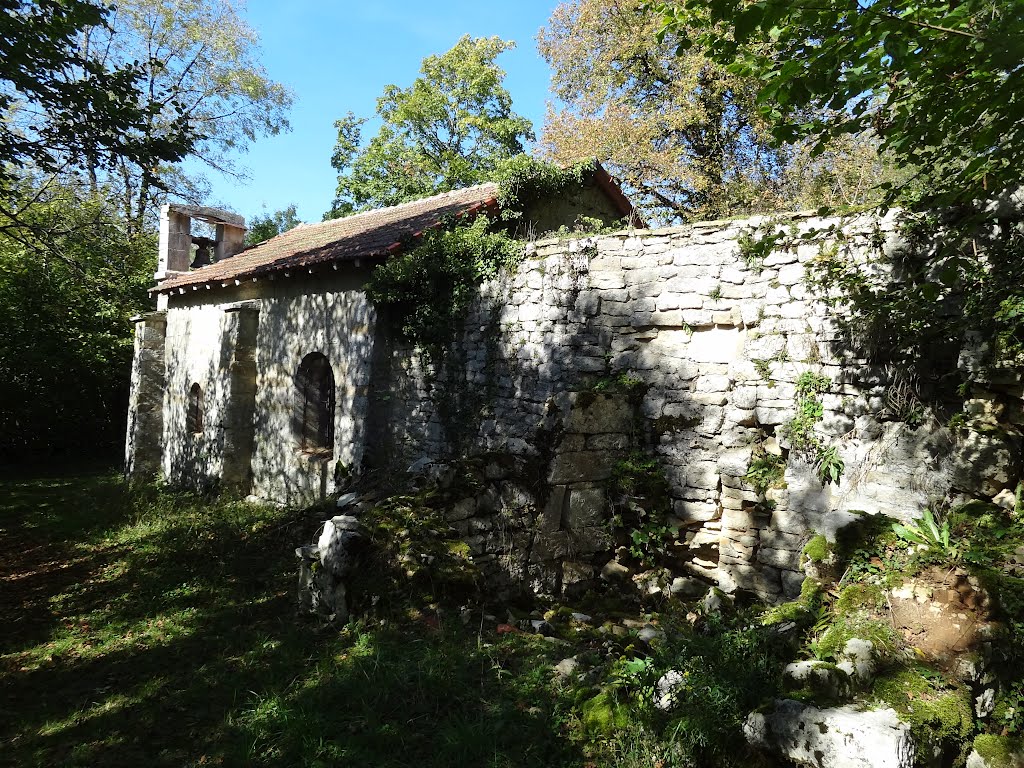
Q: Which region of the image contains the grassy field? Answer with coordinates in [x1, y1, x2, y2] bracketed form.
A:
[0, 470, 590, 768]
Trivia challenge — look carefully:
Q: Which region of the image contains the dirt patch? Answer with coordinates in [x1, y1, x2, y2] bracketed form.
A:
[888, 566, 993, 662]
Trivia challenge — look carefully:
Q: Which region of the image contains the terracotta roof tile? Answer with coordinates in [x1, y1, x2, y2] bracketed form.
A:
[156, 183, 500, 292]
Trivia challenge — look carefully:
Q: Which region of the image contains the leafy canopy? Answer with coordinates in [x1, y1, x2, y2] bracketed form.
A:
[538, 0, 787, 224]
[245, 205, 302, 246]
[0, 0, 193, 188]
[0, 180, 154, 459]
[658, 0, 1024, 206]
[79, 0, 293, 229]
[326, 36, 534, 218]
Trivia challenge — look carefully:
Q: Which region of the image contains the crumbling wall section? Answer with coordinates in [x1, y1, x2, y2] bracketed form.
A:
[376, 214, 1020, 601]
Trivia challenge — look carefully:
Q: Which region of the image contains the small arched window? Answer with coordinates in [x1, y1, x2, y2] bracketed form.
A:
[186, 383, 204, 435]
[294, 352, 335, 455]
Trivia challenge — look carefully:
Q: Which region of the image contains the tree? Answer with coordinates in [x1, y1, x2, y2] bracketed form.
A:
[658, 0, 1024, 207]
[538, 0, 788, 224]
[246, 205, 301, 245]
[326, 36, 534, 218]
[80, 0, 293, 230]
[0, 0, 194, 240]
[0, 181, 154, 460]
[0, 0, 193, 182]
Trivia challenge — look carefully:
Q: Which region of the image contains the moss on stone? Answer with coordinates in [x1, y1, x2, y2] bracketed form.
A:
[761, 578, 822, 626]
[973, 734, 1024, 768]
[803, 534, 833, 564]
[814, 613, 898, 661]
[581, 688, 631, 734]
[871, 668, 974, 751]
[834, 583, 884, 615]
[801, 577, 824, 603]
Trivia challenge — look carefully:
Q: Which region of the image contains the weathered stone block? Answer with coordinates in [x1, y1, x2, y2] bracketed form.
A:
[744, 700, 916, 768]
[567, 394, 635, 434]
[566, 486, 608, 528]
[674, 499, 719, 522]
[686, 461, 721, 490]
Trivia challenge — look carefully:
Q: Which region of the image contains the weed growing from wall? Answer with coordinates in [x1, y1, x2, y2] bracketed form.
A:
[737, 226, 783, 274]
[609, 451, 676, 567]
[785, 370, 845, 485]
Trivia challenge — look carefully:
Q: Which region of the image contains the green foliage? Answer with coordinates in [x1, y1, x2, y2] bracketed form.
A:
[743, 453, 786, 496]
[0, 183, 153, 460]
[492, 154, 594, 218]
[0, 0, 193, 190]
[590, 371, 649, 402]
[752, 358, 773, 383]
[539, 0, 793, 224]
[245, 205, 301, 245]
[365, 216, 517, 370]
[814, 445, 845, 487]
[610, 452, 675, 566]
[891, 509, 954, 559]
[991, 681, 1024, 737]
[327, 36, 533, 217]
[780, 371, 846, 486]
[649, 610, 788, 765]
[737, 227, 783, 274]
[658, 0, 1024, 208]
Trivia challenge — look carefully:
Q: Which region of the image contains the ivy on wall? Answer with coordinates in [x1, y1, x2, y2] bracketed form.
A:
[366, 216, 516, 371]
[365, 156, 605, 371]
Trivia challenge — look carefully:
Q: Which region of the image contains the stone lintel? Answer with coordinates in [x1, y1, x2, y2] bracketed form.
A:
[166, 203, 245, 228]
[130, 310, 167, 324]
[222, 300, 262, 314]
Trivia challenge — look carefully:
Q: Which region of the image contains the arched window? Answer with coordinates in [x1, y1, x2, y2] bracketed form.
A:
[186, 383, 203, 434]
[294, 352, 335, 455]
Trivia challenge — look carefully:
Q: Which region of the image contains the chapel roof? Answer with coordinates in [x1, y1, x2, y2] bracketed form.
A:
[154, 162, 639, 294]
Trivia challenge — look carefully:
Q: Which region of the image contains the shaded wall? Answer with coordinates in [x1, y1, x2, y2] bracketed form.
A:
[374, 214, 1017, 599]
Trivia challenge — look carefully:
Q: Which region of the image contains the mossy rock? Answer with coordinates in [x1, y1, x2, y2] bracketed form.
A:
[814, 612, 898, 661]
[871, 667, 974, 753]
[803, 534, 833, 564]
[581, 688, 631, 735]
[834, 583, 884, 615]
[761, 579, 822, 627]
[972, 734, 1024, 768]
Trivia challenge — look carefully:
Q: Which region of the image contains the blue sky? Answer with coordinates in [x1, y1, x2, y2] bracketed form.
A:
[199, 0, 560, 227]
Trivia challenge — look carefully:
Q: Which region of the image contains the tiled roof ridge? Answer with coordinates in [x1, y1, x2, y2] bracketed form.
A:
[154, 183, 501, 293]
[246, 181, 500, 251]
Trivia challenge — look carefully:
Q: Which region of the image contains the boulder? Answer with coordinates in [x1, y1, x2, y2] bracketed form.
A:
[745, 699, 916, 768]
[783, 660, 851, 700]
[317, 515, 363, 577]
[949, 430, 1021, 497]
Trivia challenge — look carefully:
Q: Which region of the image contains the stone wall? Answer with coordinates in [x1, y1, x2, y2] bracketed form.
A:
[128, 211, 1023, 601]
[132, 270, 377, 502]
[371, 213, 1021, 600]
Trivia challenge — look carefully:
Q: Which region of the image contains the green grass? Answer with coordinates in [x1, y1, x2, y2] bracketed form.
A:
[0, 469, 584, 768]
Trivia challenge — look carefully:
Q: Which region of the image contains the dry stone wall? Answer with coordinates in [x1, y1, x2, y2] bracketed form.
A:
[375, 214, 1019, 601]
[129, 210, 1023, 603]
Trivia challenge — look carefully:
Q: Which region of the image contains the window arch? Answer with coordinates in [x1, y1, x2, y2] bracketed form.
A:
[186, 383, 204, 435]
[294, 352, 335, 455]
